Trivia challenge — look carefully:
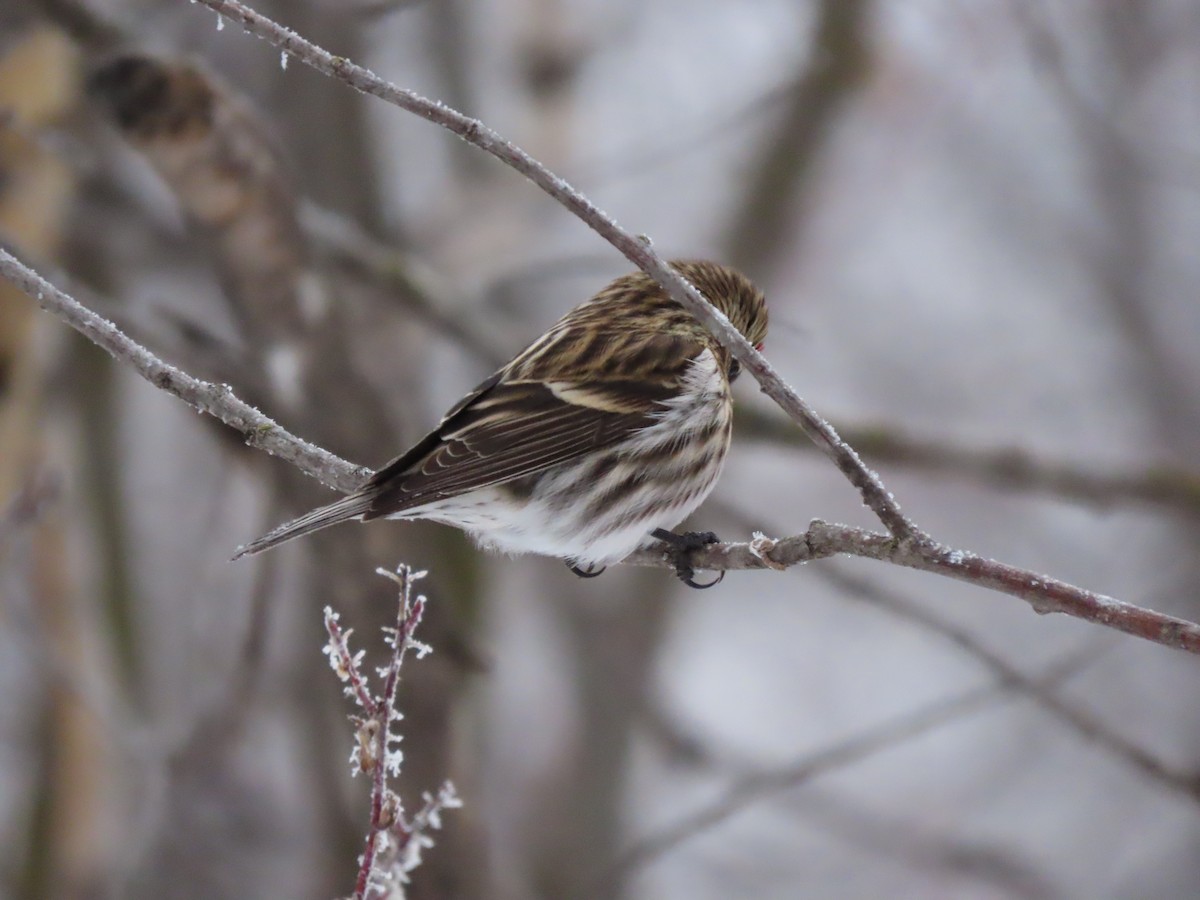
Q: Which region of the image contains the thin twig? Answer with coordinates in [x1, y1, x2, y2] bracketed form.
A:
[322, 565, 454, 898]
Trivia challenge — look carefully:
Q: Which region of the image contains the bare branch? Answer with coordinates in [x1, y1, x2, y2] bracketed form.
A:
[629, 521, 1200, 654]
[0, 248, 368, 493]
[6, 4, 1199, 658]
[5, 247, 1200, 656]
[188, 0, 917, 543]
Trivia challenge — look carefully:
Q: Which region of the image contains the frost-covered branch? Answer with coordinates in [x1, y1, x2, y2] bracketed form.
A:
[323, 564, 460, 899]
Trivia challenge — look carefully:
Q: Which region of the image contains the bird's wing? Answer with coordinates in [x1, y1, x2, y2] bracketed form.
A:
[363, 334, 709, 518]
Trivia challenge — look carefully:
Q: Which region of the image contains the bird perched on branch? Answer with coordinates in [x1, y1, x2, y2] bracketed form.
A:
[235, 260, 768, 588]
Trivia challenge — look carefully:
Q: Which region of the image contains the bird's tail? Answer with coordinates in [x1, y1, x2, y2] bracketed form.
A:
[233, 492, 374, 559]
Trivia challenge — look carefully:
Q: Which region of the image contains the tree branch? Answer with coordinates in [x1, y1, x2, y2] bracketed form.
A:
[188, 0, 917, 542]
[625, 521, 1200, 654]
[0, 248, 368, 493]
[11, 0, 1200, 656]
[4, 247, 1200, 654]
[7, 3, 1200, 657]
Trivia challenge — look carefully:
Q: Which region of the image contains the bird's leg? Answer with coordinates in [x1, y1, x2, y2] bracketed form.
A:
[650, 528, 724, 589]
[568, 562, 606, 579]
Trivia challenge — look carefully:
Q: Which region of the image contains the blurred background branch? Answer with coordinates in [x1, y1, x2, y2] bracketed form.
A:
[740, 407, 1200, 517]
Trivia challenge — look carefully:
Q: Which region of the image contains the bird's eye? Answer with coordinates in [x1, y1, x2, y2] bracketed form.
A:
[728, 358, 741, 382]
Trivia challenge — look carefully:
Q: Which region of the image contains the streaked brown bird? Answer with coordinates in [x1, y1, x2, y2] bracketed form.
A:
[235, 260, 768, 587]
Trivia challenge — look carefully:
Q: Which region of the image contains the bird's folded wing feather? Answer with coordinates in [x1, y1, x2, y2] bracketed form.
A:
[364, 334, 706, 518]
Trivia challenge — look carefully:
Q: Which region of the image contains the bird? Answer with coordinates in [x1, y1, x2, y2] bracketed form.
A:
[234, 260, 768, 588]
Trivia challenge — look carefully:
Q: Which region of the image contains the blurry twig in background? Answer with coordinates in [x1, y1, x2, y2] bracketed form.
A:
[299, 200, 512, 367]
[0, 467, 59, 554]
[1010, 4, 1200, 457]
[594, 643, 1101, 899]
[780, 789, 1058, 900]
[817, 564, 1200, 799]
[739, 407, 1200, 517]
[723, 0, 873, 281]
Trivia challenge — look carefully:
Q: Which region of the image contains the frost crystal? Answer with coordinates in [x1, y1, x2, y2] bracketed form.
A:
[401, 833, 435, 873]
[280, 51, 288, 70]
[385, 747, 404, 776]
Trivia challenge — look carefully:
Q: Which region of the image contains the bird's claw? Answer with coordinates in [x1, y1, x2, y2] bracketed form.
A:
[568, 562, 606, 579]
[650, 528, 724, 589]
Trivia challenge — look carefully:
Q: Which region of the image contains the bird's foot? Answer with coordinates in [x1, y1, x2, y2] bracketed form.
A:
[568, 562, 606, 579]
[650, 528, 724, 589]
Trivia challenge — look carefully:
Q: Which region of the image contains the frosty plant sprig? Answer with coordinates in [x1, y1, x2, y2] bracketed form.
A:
[322, 564, 461, 900]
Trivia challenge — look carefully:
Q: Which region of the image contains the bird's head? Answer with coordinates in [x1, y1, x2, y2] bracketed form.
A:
[669, 260, 768, 352]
